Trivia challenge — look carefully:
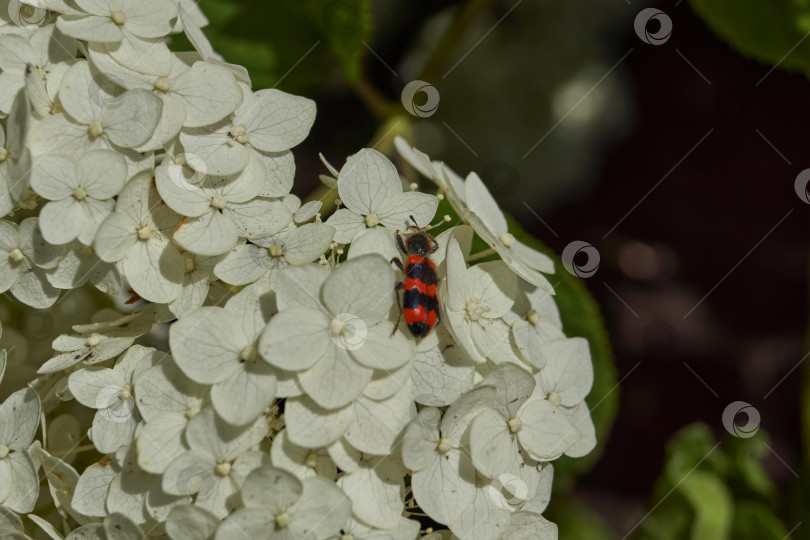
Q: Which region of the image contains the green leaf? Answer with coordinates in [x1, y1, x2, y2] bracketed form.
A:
[190, 0, 371, 92]
[689, 0, 810, 77]
[547, 496, 618, 540]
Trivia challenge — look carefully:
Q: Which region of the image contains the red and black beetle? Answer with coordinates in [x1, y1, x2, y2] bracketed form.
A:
[391, 215, 440, 338]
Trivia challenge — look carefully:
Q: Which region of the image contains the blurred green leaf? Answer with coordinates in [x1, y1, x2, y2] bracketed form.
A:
[731, 500, 791, 540]
[678, 472, 733, 539]
[689, 0, 810, 77]
[192, 0, 371, 92]
[548, 496, 618, 540]
[725, 432, 777, 500]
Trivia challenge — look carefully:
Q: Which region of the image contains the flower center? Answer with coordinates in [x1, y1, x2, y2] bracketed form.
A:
[547, 391, 562, 407]
[239, 345, 257, 364]
[229, 124, 249, 144]
[8, 248, 23, 262]
[214, 461, 232, 477]
[85, 334, 101, 348]
[185, 405, 200, 419]
[72, 187, 87, 200]
[305, 452, 318, 468]
[268, 245, 283, 258]
[81, 245, 95, 256]
[340, 534, 354, 540]
[119, 384, 133, 400]
[154, 76, 171, 92]
[183, 257, 195, 273]
[526, 309, 540, 325]
[464, 297, 489, 322]
[0, 147, 8, 161]
[436, 438, 452, 454]
[508, 417, 522, 433]
[275, 511, 290, 528]
[211, 194, 227, 210]
[0, 444, 8, 459]
[137, 226, 152, 240]
[364, 213, 379, 227]
[110, 10, 126, 25]
[88, 121, 104, 137]
[499, 233, 515, 247]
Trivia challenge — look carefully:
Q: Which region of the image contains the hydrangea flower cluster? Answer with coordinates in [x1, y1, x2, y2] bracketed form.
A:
[0, 2, 596, 539]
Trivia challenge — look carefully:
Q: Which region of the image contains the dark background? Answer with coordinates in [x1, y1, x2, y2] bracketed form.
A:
[291, 0, 808, 534]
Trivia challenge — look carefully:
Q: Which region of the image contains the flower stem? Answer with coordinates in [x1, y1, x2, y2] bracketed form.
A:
[466, 247, 496, 262]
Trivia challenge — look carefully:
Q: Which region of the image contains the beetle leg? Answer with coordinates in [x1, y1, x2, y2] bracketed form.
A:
[392, 281, 405, 336]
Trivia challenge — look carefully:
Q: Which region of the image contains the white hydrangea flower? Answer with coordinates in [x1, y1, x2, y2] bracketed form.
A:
[259, 255, 413, 409]
[509, 281, 565, 371]
[525, 337, 596, 459]
[0, 217, 60, 308]
[134, 353, 206, 474]
[214, 466, 351, 540]
[0, 26, 77, 113]
[86, 44, 243, 146]
[94, 171, 185, 303]
[165, 505, 220, 540]
[213, 223, 334, 286]
[38, 308, 154, 374]
[161, 408, 267, 519]
[269, 429, 336, 481]
[325, 148, 438, 244]
[168, 251, 220, 319]
[441, 237, 521, 365]
[29, 61, 163, 175]
[155, 162, 293, 256]
[411, 325, 476, 407]
[36, 240, 123, 295]
[0, 388, 41, 513]
[179, 84, 315, 177]
[338, 516, 422, 540]
[68, 344, 156, 454]
[329, 439, 406, 530]
[401, 386, 495, 526]
[170, 284, 278, 426]
[30, 150, 127, 245]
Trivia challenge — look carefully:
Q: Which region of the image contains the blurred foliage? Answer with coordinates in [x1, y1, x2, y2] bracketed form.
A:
[631, 424, 790, 540]
[689, 0, 810, 78]
[174, 0, 371, 92]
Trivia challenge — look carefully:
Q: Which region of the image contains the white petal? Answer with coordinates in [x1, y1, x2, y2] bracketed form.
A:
[289, 476, 351, 538]
[173, 211, 238, 256]
[411, 449, 475, 525]
[179, 124, 250, 176]
[378, 191, 439, 231]
[154, 163, 211, 217]
[166, 505, 220, 540]
[284, 395, 353, 448]
[39, 198, 84, 245]
[322, 253, 395, 323]
[173, 61, 242, 128]
[210, 364, 276, 427]
[299, 347, 371, 409]
[517, 399, 577, 461]
[121, 239, 183, 303]
[0, 388, 40, 450]
[412, 328, 475, 407]
[283, 223, 334, 264]
[539, 337, 593, 406]
[0, 450, 38, 513]
[337, 467, 402, 530]
[465, 171, 507, 236]
[469, 408, 521, 479]
[258, 307, 330, 372]
[10, 264, 59, 308]
[325, 207, 365, 244]
[93, 212, 136, 262]
[213, 243, 269, 286]
[243, 89, 315, 152]
[562, 401, 596, 458]
[58, 61, 102, 123]
[337, 148, 402, 215]
[349, 322, 413, 371]
[343, 383, 414, 455]
[102, 88, 163, 149]
[136, 413, 188, 474]
[241, 466, 301, 512]
[226, 197, 292, 240]
[346, 227, 399, 263]
[68, 366, 124, 408]
[57, 14, 123, 42]
[170, 307, 245, 384]
[30, 154, 77, 199]
[274, 263, 329, 311]
[468, 260, 517, 319]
